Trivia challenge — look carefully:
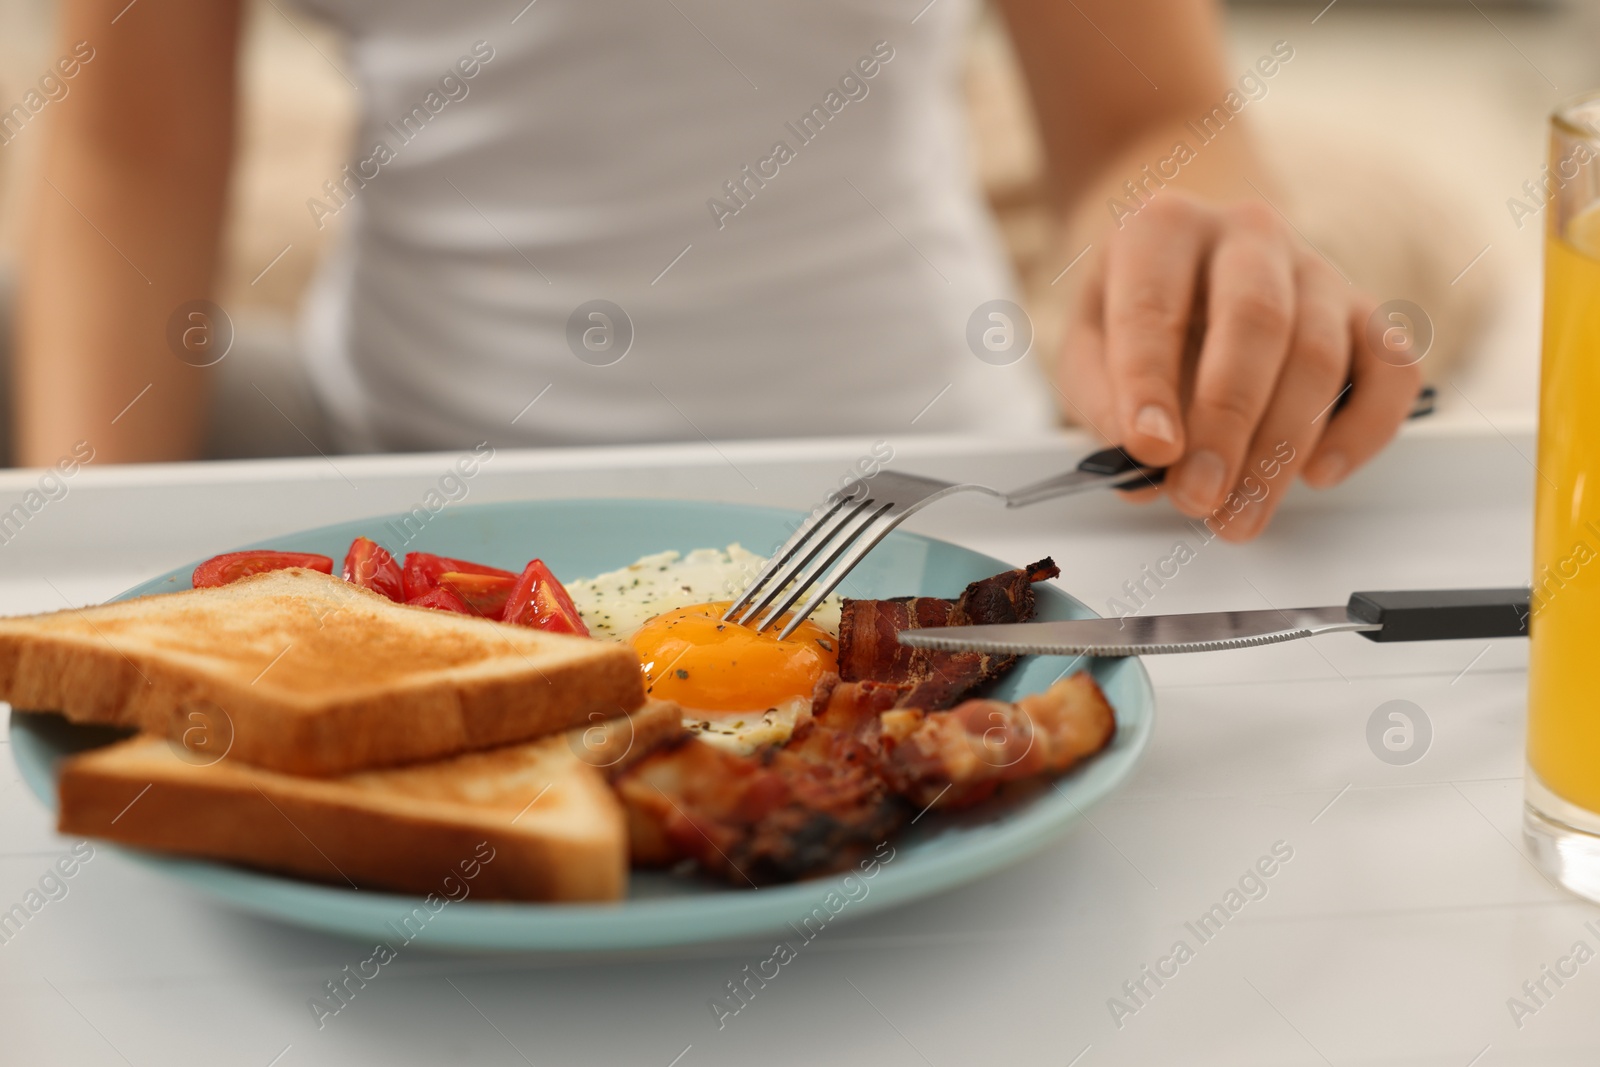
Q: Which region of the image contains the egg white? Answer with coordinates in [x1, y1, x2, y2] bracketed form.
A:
[565, 544, 841, 753]
[681, 696, 812, 753]
[564, 544, 842, 641]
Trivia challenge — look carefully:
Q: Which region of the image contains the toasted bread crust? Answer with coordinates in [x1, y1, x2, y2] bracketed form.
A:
[0, 570, 646, 775]
[52, 705, 684, 902]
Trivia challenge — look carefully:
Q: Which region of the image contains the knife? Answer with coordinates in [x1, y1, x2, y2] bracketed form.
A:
[896, 587, 1530, 657]
[1005, 385, 1437, 507]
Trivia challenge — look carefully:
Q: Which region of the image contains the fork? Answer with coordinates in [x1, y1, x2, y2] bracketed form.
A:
[721, 460, 1159, 639]
[724, 386, 1437, 640]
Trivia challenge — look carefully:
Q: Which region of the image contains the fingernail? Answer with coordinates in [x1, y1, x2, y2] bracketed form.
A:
[1230, 503, 1268, 540]
[1132, 404, 1178, 445]
[1305, 451, 1348, 488]
[1174, 450, 1227, 510]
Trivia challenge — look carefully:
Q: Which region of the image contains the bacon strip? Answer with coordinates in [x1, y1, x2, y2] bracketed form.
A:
[877, 672, 1116, 810]
[837, 557, 1059, 710]
[614, 733, 905, 885]
[611, 559, 1120, 887]
[615, 672, 1115, 884]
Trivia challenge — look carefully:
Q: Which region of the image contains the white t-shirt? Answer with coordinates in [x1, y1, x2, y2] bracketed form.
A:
[293, 0, 1057, 451]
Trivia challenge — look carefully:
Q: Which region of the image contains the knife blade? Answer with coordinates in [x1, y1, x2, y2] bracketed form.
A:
[896, 587, 1530, 657]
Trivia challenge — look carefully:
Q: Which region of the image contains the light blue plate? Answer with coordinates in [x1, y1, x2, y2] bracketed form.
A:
[10, 498, 1153, 952]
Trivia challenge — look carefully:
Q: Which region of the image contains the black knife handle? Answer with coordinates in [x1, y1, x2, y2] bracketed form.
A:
[1099, 384, 1437, 493]
[1347, 587, 1530, 642]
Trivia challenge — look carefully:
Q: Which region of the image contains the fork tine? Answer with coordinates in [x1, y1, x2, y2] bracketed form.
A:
[774, 510, 900, 639]
[721, 494, 847, 622]
[754, 500, 892, 633]
[735, 494, 875, 626]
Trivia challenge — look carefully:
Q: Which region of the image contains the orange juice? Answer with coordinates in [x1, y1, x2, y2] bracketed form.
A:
[1529, 218, 1600, 813]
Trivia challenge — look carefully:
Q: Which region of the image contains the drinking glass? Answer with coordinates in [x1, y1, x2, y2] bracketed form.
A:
[1525, 90, 1600, 899]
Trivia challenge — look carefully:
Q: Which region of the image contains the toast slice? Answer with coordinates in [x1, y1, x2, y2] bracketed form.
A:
[0, 569, 645, 775]
[55, 700, 685, 902]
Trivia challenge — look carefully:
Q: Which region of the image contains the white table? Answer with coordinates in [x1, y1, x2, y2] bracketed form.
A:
[1, 420, 1589, 1067]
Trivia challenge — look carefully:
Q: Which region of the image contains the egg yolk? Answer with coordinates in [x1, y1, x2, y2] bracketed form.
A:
[630, 601, 839, 712]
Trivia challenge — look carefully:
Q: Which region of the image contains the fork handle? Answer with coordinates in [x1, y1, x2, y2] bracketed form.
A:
[1078, 446, 1167, 491]
[1102, 383, 1437, 494]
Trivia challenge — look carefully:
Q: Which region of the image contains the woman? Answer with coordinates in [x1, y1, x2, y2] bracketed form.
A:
[12, 0, 1420, 541]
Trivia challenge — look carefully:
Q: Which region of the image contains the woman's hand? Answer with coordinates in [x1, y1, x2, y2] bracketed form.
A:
[1057, 192, 1424, 541]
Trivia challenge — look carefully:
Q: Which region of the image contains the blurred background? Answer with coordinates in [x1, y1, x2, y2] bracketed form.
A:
[0, 0, 1593, 461]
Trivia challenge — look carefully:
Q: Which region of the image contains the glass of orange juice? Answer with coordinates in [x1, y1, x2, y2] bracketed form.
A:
[1526, 91, 1600, 898]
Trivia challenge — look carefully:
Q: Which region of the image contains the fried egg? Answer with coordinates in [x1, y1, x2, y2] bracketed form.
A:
[565, 545, 842, 753]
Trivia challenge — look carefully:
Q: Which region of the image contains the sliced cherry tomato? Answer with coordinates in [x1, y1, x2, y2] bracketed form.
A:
[342, 537, 404, 602]
[502, 559, 590, 636]
[401, 552, 516, 601]
[408, 586, 473, 614]
[437, 571, 516, 618]
[192, 550, 334, 589]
